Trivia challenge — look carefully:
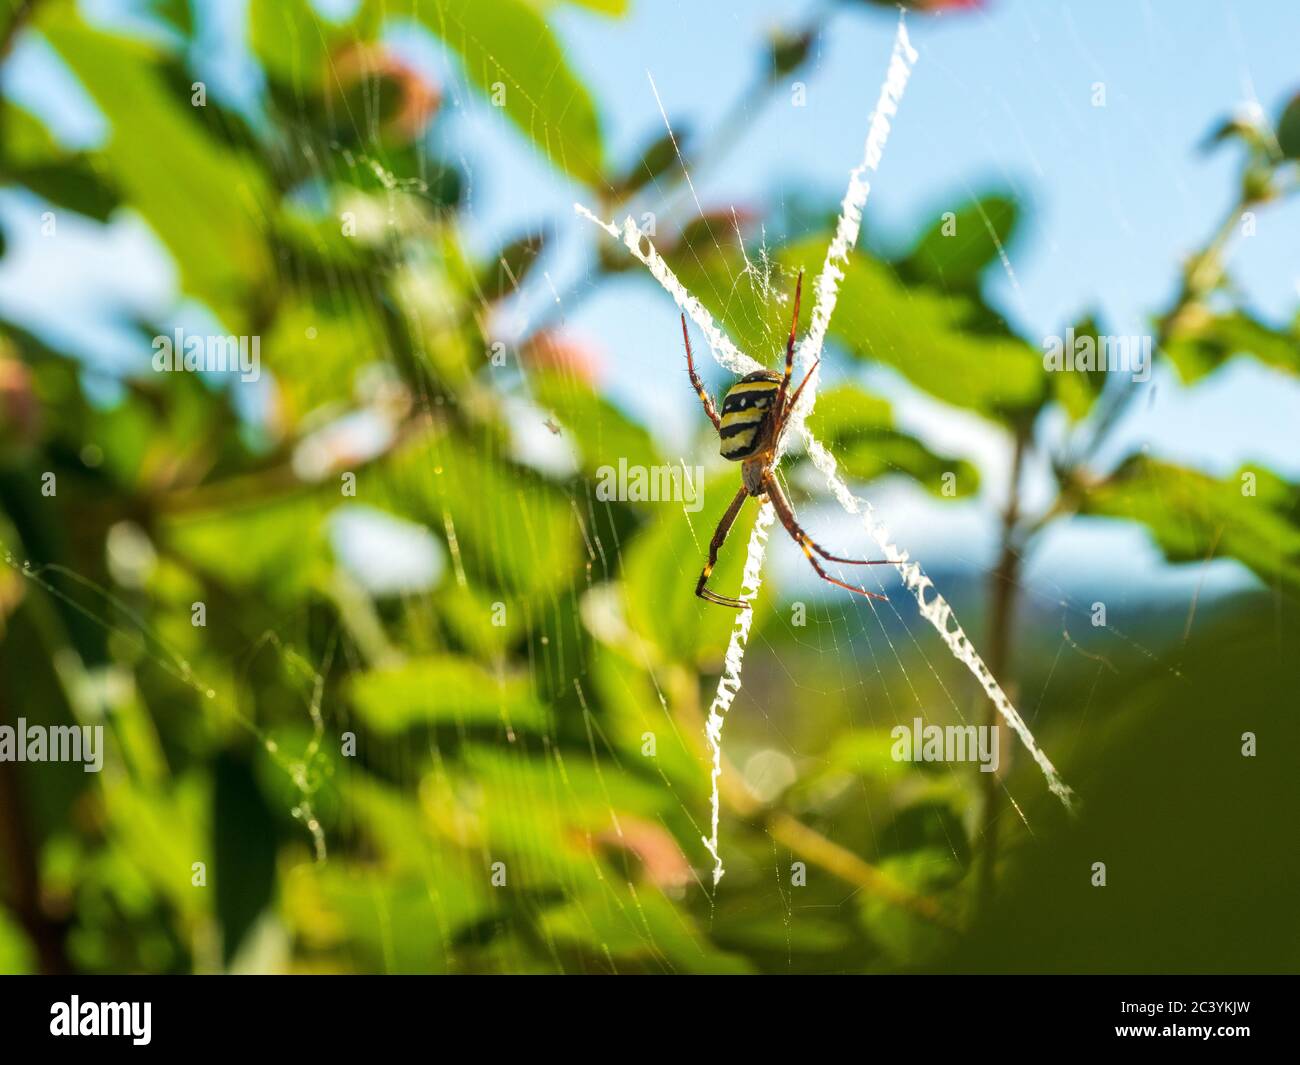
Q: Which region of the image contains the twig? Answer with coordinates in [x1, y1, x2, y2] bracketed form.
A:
[976, 423, 1029, 913]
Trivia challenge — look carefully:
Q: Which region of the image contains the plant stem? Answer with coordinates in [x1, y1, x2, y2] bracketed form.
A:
[975, 423, 1029, 915]
[767, 811, 957, 929]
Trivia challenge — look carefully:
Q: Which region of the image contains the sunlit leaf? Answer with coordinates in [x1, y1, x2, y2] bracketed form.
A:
[1163, 308, 1299, 383]
[587, 645, 705, 795]
[286, 860, 491, 973]
[348, 656, 550, 734]
[455, 744, 672, 892]
[543, 0, 629, 14]
[249, 0, 333, 87]
[903, 192, 1020, 291]
[609, 127, 687, 196]
[1081, 456, 1300, 597]
[7, 105, 64, 167]
[142, 0, 194, 40]
[830, 251, 1047, 418]
[622, 474, 769, 665]
[1049, 315, 1110, 421]
[531, 369, 661, 478]
[163, 493, 329, 598]
[1276, 92, 1300, 160]
[0, 911, 35, 975]
[6, 105, 120, 221]
[478, 230, 547, 303]
[417, 0, 605, 185]
[103, 774, 210, 921]
[663, 237, 803, 366]
[376, 440, 581, 597]
[41, 15, 272, 327]
[804, 384, 980, 496]
[540, 882, 755, 974]
[261, 300, 376, 421]
[10, 161, 119, 222]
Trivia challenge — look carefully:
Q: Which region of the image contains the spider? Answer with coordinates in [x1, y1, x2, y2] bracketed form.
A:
[682, 271, 891, 609]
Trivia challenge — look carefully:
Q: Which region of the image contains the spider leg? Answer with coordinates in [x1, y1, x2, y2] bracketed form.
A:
[774, 270, 804, 421]
[764, 473, 890, 601]
[681, 314, 721, 431]
[778, 355, 821, 442]
[695, 486, 751, 610]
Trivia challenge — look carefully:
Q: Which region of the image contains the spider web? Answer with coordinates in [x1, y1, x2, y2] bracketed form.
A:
[8, 0, 1213, 976]
[579, 14, 1074, 885]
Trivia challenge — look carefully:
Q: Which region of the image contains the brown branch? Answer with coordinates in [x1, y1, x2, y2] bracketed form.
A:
[767, 811, 957, 930]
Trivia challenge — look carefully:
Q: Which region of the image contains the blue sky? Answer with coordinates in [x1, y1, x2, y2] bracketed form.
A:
[2, 0, 1297, 603]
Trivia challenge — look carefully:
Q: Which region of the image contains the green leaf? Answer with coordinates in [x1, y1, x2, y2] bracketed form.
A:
[10, 161, 120, 222]
[622, 474, 769, 666]
[587, 644, 705, 794]
[531, 369, 661, 478]
[610, 127, 687, 196]
[546, 0, 629, 14]
[164, 493, 329, 599]
[40, 16, 272, 328]
[662, 234, 804, 366]
[0, 910, 35, 975]
[768, 28, 814, 79]
[478, 230, 547, 303]
[804, 384, 980, 496]
[454, 744, 675, 891]
[435, 580, 527, 659]
[1081, 457, 1300, 598]
[1049, 315, 1111, 421]
[293, 861, 491, 973]
[142, 0, 194, 40]
[466, 743, 668, 823]
[418, 0, 604, 185]
[348, 656, 550, 734]
[540, 882, 754, 974]
[1163, 309, 1299, 383]
[829, 251, 1046, 418]
[4, 106, 121, 222]
[260, 300, 372, 420]
[718, 913, 852, 954]
[249, 0, 333, 88]
[6, 105, 63, 168]
[376, 441, 580, 597]
[824, 728, 918, 783]
[1276, 92, 1300, 160]
[104, 774, 210, 921]
[903, 193, 1020, 290]
[858, 851, 959, 964]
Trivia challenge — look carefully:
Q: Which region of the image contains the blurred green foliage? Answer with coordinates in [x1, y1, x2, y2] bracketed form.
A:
[0, 0, 1296, 975]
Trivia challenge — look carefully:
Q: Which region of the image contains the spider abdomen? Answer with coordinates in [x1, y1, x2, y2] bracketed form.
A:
[718, 372, 780, 461]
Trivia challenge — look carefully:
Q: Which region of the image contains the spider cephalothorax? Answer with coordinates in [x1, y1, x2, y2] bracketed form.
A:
[682, 271, 891, 609]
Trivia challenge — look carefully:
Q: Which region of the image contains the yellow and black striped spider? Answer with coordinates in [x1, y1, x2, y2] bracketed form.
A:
[682, 271, 890, 610]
